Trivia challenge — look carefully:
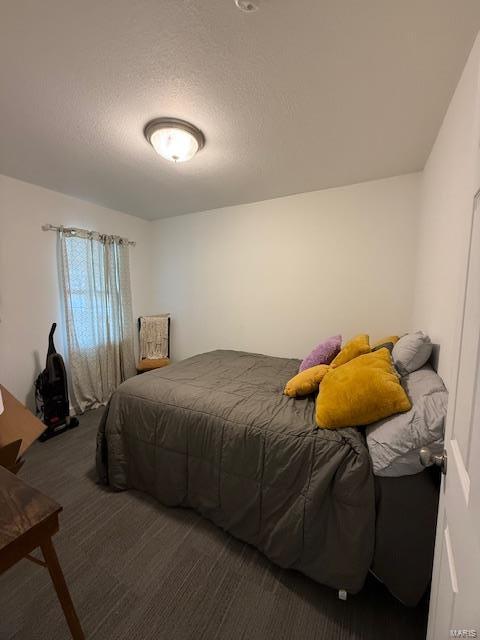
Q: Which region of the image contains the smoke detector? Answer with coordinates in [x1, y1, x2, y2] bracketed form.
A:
[235, 0, 260, 12]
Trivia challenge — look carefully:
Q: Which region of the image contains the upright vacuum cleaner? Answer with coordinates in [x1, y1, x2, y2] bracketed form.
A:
[35, 323, 79, 441]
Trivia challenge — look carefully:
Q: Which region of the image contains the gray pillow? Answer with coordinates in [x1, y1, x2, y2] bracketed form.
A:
[366, 365, 447, 477]
[392, 330, 432, 375]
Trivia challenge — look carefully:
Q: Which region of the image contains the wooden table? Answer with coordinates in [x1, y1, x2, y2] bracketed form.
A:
[0, 385, 46, 473]
[0, 466, 84, 639]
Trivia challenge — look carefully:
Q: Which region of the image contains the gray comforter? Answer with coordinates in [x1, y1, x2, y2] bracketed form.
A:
[96, 350, 375, 593]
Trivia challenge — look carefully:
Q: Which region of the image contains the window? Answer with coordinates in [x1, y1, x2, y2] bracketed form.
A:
[59, 230, 135, 411]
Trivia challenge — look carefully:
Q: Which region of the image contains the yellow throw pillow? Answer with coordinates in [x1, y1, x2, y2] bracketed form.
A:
[284, 364, 330, 397]
[330, 334, 370, 368]
[372, 335, 399, 348]
[315, 348, 411, 428]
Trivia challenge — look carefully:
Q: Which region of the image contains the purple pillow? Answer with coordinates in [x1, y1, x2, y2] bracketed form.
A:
[299, 335, 342, 372]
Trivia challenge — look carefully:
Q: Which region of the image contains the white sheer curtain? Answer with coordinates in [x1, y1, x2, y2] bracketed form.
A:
[59, 228, 136, 413]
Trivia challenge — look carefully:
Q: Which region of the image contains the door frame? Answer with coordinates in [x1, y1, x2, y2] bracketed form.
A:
[426, 145, 480, 638]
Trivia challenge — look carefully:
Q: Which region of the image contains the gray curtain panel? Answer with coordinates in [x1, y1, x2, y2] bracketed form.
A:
[59, 229, 136, 413]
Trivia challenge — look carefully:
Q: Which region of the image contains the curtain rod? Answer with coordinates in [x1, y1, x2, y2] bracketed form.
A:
[41, 224, 136, 246]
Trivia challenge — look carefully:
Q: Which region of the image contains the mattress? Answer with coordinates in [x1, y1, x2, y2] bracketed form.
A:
[96, 349, 438, 603]
[97, 349, 375, 593]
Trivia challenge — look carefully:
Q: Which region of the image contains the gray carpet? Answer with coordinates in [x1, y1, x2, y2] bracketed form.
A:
[0, 410, 428, 640]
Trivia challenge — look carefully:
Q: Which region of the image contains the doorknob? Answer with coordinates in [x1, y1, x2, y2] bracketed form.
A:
[419, 447, 447, 475]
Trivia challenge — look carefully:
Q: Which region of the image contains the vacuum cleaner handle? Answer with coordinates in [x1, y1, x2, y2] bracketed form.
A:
[47, 322, 57, 359]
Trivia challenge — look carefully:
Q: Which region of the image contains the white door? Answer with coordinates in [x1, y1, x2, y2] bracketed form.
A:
[427, 190, 480, 639]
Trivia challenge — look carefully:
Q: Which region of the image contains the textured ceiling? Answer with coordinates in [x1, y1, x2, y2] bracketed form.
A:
[1, 1, 480, 220]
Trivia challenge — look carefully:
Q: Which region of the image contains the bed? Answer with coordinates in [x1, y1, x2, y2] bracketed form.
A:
[96, 349, 438, 604]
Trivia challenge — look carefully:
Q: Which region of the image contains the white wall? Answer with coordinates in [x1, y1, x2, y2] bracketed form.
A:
[0, 172, 421, 410]
[412, 35, 480, 389]
[151, 173, 421, 363]
[0, 175, 153, 408]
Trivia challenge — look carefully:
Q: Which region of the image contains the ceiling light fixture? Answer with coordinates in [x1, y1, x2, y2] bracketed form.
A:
[235, 0, 259, 12]
[144, 118, 205, 163]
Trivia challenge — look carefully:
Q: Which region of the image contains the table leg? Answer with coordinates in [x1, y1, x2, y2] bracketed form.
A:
[40, 538, 85, 640]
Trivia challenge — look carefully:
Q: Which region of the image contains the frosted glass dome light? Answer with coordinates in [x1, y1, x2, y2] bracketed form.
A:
[144, 118, 205, 163]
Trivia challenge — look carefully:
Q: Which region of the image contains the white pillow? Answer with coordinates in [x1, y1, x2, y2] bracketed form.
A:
[392, 331, 432, 375]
